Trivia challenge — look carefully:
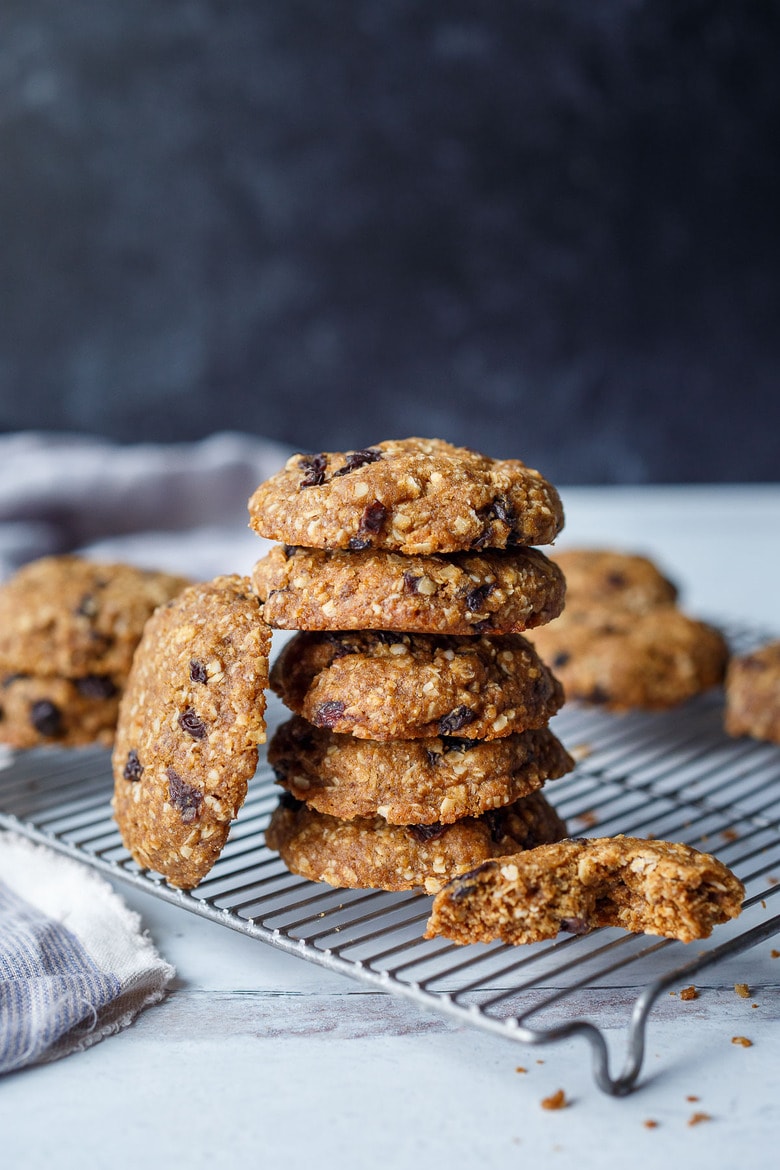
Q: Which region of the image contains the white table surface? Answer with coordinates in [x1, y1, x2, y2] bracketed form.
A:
[2, 484, 780, 1170]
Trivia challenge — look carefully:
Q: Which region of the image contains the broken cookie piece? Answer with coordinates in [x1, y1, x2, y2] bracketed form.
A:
[424, 836, 744, 945]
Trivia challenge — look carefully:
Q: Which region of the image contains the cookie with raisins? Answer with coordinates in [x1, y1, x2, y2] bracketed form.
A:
[264, 790, 567, 893]
[552, 548, 678, 612]
[252, 544, 565, 636]
[112, 576, 271, 888]
[725, 640, 780, 744]
[529, 605, 728, 711]
[0, 555, 190, 680]
[248, 437, 563, 555]
[269, 716, 573, 824]
[269, 630, 564, 741]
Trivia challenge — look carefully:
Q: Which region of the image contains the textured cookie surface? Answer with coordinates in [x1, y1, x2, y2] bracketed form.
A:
[529, 604, 728, 710]
[252, 544, 565, 635]
[0, 672, 120, 748]
[265, 791, 567, 892]
[725, 640, 780, 744]
[270, 630, 564, 740]
[112, 576, 271, 888]
[553, 548, 678, 612]
[0, 555, 190, 680]
[269, 717, 574, 824]
[425, 836, 744, 944]
[248, 437, 564, 554]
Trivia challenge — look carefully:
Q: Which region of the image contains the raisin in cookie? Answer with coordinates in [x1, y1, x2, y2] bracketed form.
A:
[248, 437, 563, 554]
[252, 544, 565, 635]
[0, 673, 121, 748]
[724, 640, 780, 744]
[425, 836, 744, 945]
[553, 548, 678, 612]
[265, 790, 567, 893]
[529, 604, 728, 710]
[269, 717, 574, 824]
[112, 576, 271, 888]
[0, 555, 190, 680]
[270, 630, 564, 740]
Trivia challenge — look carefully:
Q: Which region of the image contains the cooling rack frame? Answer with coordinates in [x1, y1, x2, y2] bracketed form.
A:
[2, 618, 779, 1096]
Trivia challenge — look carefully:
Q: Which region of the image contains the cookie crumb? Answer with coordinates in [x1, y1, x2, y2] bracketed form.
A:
[515, 1067, 527, 1074]
[577, 810, 599, 827]
[643, 1120, 659, 1129]
[721, 828, 739, 841]
[686, 1095, 700, 1102]
[734, 983, 750, 998]
[540, 1089, 569, 1110]
[688, 1111, 712, 1126]
[680, 985, 698, 1001]
[731, 1036, 752, 1047]
[771, 949, 780, 959]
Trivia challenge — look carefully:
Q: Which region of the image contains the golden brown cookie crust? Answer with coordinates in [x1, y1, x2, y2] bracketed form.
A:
[269, 630, 564, 741]
[265, 791, 567, 892]
[252, 544, 565, 635]
[248, 437, 564, 555]
[424, 836, 744, 945]
[268, 717, 574, 824]
[0, 673, 120, 748]
[0, 555, 190, 680]
[724, 640, 780, 744]
[529, 605, 728, 710]
[112, 575, 271, 889]
[553, 548, 678, 612]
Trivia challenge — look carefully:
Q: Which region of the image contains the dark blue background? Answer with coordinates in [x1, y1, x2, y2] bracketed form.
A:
[1, 1, 778, 482]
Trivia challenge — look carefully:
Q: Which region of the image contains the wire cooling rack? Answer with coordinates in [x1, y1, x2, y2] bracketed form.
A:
[2, 619, 779, 1096]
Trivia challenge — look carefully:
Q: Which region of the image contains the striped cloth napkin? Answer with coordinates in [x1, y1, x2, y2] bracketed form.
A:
[0, 831, 174, 1074]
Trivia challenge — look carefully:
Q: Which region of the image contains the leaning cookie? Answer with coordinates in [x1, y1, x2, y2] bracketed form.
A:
[270, 630, 564, 740]
[0, 555, 190, 680]
[424, 836, 744, 945]
[529, 604, 728, 710]
[724, 640, 780, 744]
[248, 437, 564, 554]
[252, 544, 565, 635]
[112, 576, 271, 889]
[268, 717, 574, 824]
[552, 548, 678, 612]
[264, 791, 567, 893]
[0, 673, 121, 748]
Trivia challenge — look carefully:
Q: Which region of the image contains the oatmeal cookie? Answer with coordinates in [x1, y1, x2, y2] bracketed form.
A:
[269, 630, 564, 740]
[0, 672, 120, 748]
[0, 555, 190, 680]
[425, 836, 744, 945]
[552, 548, 678, 612]
[269, 717, 574, 824]
[529, 604, 728, 710]
[252, 544, 565, 635]
[248, 437, 564, 554]
[724, 640, 780, 744]
[112, 576, 271, 889]
[265, 790, 567, 893]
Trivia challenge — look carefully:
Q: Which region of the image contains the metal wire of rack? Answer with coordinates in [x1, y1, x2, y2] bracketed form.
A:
[1, 619, 779, 1096]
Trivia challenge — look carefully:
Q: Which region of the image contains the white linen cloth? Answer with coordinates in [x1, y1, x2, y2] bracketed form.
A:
[0, 832, 175, 1074]
[0, 429, 292, 1071]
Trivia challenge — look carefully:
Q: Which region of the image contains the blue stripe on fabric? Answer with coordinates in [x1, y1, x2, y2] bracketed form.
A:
[0, 880, 121, 1074]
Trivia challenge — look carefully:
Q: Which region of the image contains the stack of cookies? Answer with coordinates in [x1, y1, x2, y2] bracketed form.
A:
[0, 556, 190, 749]
[249, 437, 575, 893]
